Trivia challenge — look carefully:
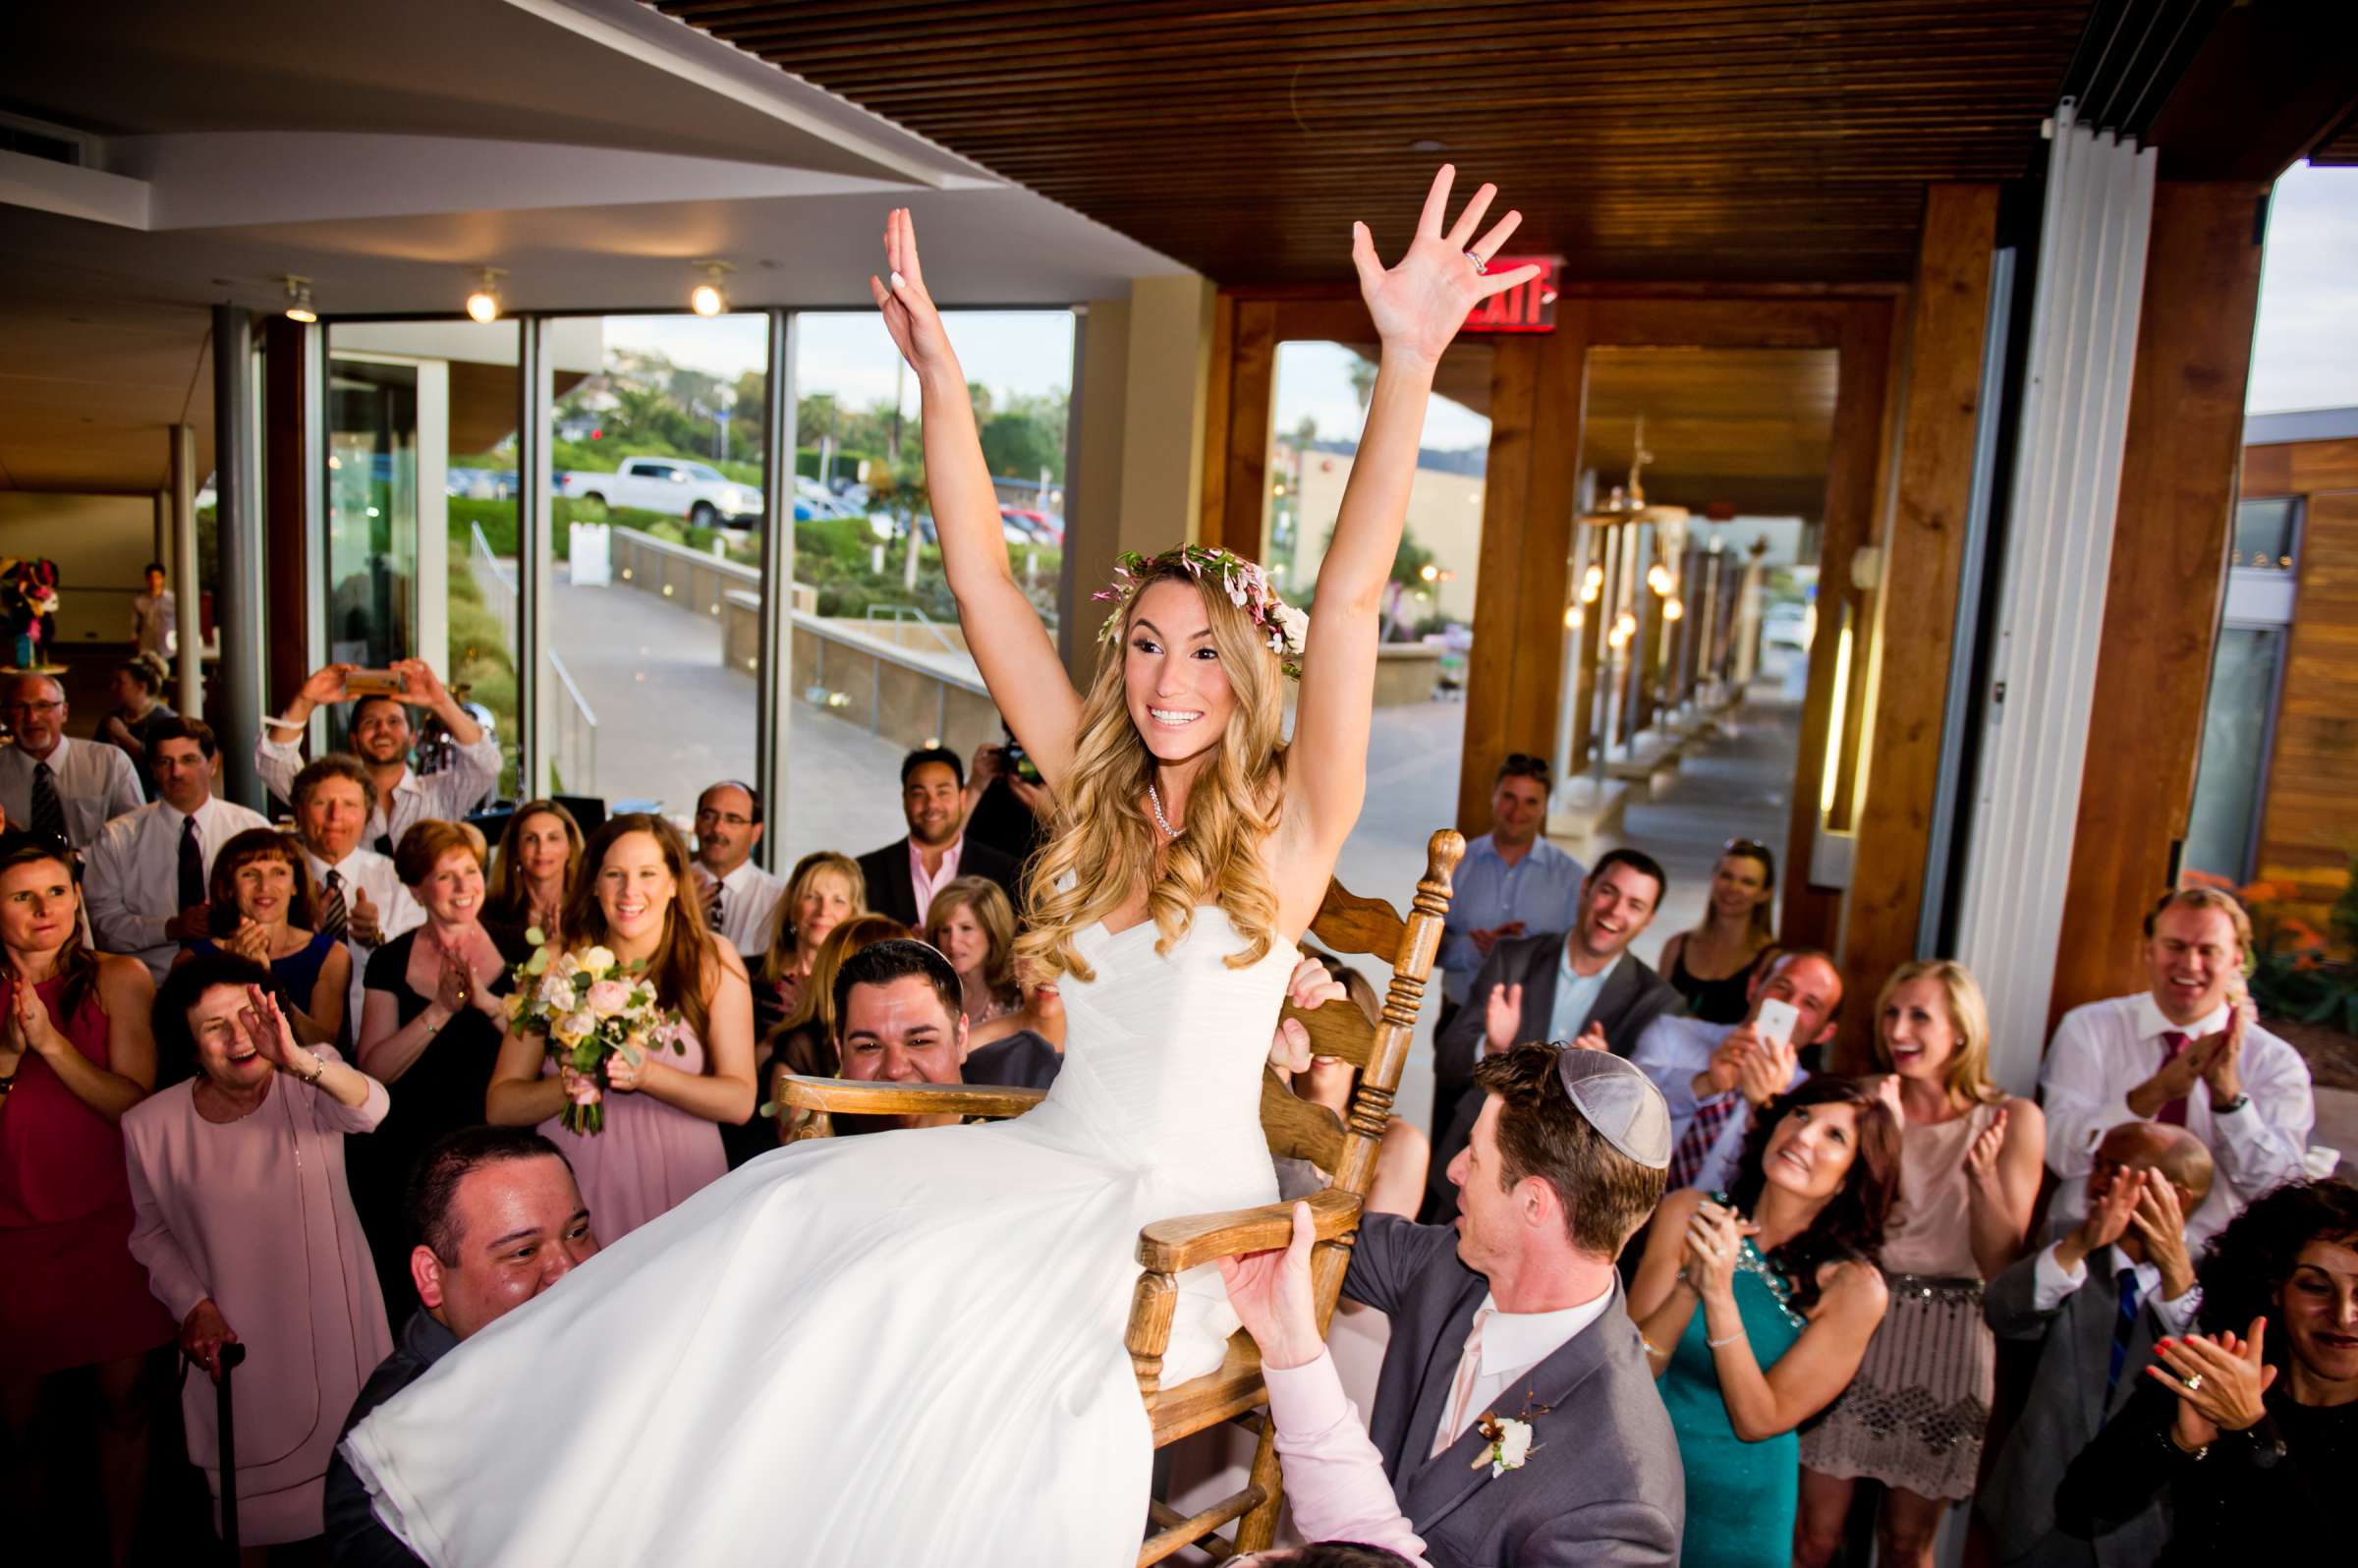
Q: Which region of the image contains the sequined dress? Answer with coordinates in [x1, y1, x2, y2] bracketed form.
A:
[1797, 1100, 2000, 1499]
[1657, 1209, 1809, 1567]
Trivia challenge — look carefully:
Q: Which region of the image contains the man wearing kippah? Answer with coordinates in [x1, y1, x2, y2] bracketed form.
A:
[1224, 1043, 1683, 1566]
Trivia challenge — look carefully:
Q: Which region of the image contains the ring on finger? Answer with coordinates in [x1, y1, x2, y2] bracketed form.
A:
[2183, 1372, 2205, 1393]
[1465, 251, 1488, 275]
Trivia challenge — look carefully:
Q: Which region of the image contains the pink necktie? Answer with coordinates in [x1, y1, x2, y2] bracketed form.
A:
[2157, 1032, 2190, 1127]
[1432, 1304, 1494, 1458]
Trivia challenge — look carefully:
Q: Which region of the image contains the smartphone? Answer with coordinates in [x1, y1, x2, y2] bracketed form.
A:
[344, 668, 408, 699]
[1753, 997, 1801, 1051]
[1002, 740, 1041, 784]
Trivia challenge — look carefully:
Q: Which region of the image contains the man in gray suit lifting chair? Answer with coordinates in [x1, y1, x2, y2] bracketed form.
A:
[1228, 1043, 1683, 1566]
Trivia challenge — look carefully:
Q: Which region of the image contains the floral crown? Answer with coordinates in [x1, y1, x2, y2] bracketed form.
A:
[1092, 545, 1308, 679]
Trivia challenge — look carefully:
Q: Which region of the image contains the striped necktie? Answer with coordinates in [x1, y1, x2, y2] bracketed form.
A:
[29, 758, 68, 848]
[317, 869, 349, 943]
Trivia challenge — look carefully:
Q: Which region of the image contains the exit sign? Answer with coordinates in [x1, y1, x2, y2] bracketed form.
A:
[1465, 256, 1560, 333]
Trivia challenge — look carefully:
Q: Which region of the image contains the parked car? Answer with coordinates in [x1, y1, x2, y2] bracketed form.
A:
[998, 507, 1063, 547]
[556, 457, 762, 528]
[1763, 601, 1811, 651]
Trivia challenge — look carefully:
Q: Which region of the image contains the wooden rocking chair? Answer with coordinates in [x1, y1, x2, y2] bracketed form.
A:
[778, 828, 1463, 1562]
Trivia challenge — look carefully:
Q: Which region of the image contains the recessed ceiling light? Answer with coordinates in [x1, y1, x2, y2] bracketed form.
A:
[690, 259, 734, 317]
[1408, 139, 1447, 153]
[466, 267, 507, 323]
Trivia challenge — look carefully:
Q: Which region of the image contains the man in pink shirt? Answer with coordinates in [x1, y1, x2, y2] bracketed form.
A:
[854, 746, 1021, 927]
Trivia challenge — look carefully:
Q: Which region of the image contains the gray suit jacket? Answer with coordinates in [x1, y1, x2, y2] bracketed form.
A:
[1342, 1213, 1682, 1567]
[1978, 1250, 2173, 1568]
[1429, 942, 1683, 1220]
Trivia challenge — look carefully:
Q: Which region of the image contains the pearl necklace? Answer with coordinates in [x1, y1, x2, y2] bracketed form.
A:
[1148, 781, 1181, 840]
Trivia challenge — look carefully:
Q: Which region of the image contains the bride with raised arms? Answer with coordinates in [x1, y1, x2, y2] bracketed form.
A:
[342, 166, 1536, 1566]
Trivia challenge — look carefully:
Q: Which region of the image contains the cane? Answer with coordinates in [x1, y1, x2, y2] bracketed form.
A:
[215, 1340, 248, 1561]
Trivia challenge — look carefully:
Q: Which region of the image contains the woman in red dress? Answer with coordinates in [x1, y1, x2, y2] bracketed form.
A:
[0, 831, 174, 1566]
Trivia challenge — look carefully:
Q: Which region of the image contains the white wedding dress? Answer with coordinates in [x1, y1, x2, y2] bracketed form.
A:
[342, 914, 1294, 1566]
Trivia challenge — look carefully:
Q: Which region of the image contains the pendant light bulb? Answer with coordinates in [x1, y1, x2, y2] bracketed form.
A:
[1663, 596, 1684, 622]
[1580, 564, 1603, 603]
[466, 268, 506, 323]
[690, 260, 735, 317]
[1646, 562, 1673, 596]
[280, 275, 317, 324]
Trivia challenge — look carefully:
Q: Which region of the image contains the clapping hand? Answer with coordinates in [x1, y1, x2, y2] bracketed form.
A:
[2151, 1319, 2275, 1450]
[7, 979, 65, 1062]
[225, 917, 272, 965]
[2128, 1171, 2197, 1298]
[1482, 981, 1525, 1057]
[2070, 1166, 2146, 1262]
[1351, 166, 1543, 367]
[1681, 1199, 1755, 1304]
[2201, 1004, 2247, 1103]
[1469, 920, 1525, 959]
[432, 947, 476, 1017]
[1218, 1201, 1324, 1372]
[1965, 1106, 2011, 1188]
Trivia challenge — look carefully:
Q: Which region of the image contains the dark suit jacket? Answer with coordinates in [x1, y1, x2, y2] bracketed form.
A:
[1979, 1250, 2173, 1568]
[1428, 940, 1683, 1220]
[1342, 1214, 1681, 1567]
[325, 1309, 455, 1566]
[854, 835, 1023, 929]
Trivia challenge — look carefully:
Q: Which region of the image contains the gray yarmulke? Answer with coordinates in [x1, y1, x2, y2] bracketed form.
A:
[1553, 1047, 1672, 1170]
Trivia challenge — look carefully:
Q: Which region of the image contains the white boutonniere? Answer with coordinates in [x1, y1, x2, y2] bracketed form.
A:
[1470, 1407, 1546, 1478]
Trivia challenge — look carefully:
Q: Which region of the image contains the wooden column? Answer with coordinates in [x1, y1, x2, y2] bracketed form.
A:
[1838, 185, 1999, 1068]
[1780, 296, 1901, 951]
[262, 315, 314, 714]
[2048, 182, 2269, 1030]
[1455, 306, 1589, 835]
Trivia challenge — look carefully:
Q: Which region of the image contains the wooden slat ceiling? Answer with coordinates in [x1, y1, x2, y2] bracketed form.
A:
[655, 0, 2094, 286]
[1583, 346, 1838, 519]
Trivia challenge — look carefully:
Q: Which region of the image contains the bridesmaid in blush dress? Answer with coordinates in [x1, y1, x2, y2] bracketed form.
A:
[486, 814, 755, 1240]
[125, 953, 392, 1551]
[0, 833, 172, 1568]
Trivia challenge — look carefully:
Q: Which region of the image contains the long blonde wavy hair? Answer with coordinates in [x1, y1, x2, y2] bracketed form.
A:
[1015, 558, 1289, 985]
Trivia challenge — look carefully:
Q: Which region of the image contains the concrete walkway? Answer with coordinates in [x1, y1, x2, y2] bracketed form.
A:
[549, 565, 910, 865]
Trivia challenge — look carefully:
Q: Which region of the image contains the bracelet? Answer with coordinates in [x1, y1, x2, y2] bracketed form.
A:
[295, 1051, 326, 1086]
[1708, 1328, 1748, 1349]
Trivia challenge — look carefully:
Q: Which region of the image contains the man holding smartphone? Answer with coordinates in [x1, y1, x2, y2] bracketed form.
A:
[257, 658, 500, 853]
[1628, 947, 1842, 1193]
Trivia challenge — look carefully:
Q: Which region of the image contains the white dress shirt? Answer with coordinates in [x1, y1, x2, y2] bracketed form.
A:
[706, 860, 785, 961]
[0, 735, 143, 850]
[2041, 991, 2315, 1249]
[304, 844, 426, 1035]
[1629, 1013, 1810, 1193]
[2031, 1239, 2199, 1338]
[84, 795, 271, 979]
[1433, 1284, 1616, 1453]
[256, 732, 501, 852]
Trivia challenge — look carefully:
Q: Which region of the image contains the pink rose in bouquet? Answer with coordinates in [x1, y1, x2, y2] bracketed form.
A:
[504, 940, 687, 1134]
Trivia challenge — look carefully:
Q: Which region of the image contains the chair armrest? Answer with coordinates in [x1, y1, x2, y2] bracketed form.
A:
[1136, 1187, 1363, 1275]
[774, 1074, 1046, 1121]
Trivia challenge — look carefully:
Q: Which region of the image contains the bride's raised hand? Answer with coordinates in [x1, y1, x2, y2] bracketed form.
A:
[869, 207, 957, 378]
[1351, 165, 1542, 367]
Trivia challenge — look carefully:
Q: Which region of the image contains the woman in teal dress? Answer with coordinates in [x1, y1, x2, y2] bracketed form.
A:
[1629, 1076, 1901, 1566]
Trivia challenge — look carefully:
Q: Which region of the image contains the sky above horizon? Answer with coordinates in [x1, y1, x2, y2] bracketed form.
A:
[2247, 160, 2358, 415]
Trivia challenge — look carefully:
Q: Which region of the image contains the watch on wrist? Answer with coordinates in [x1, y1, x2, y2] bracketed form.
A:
[2210, 1092, 2250, 1115]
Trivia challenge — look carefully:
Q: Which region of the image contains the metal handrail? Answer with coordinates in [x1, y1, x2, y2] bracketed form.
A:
[861, 600, 964, 657]
[470, 522, 597, 792]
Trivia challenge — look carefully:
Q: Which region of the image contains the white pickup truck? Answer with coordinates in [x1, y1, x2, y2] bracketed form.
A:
[556, 457, 763, 529]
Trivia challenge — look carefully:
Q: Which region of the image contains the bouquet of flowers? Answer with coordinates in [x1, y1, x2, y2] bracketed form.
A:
[505, 934, 685, 1134]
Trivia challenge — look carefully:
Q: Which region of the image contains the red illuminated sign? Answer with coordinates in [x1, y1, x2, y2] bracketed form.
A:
[1464, 255, 1561, 333]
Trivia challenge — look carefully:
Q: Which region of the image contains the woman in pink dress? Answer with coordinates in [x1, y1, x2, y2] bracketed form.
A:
[0, 831, 172, 1568]
[487, 813, 755, 1240]
[124, 952, 393, 1552]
